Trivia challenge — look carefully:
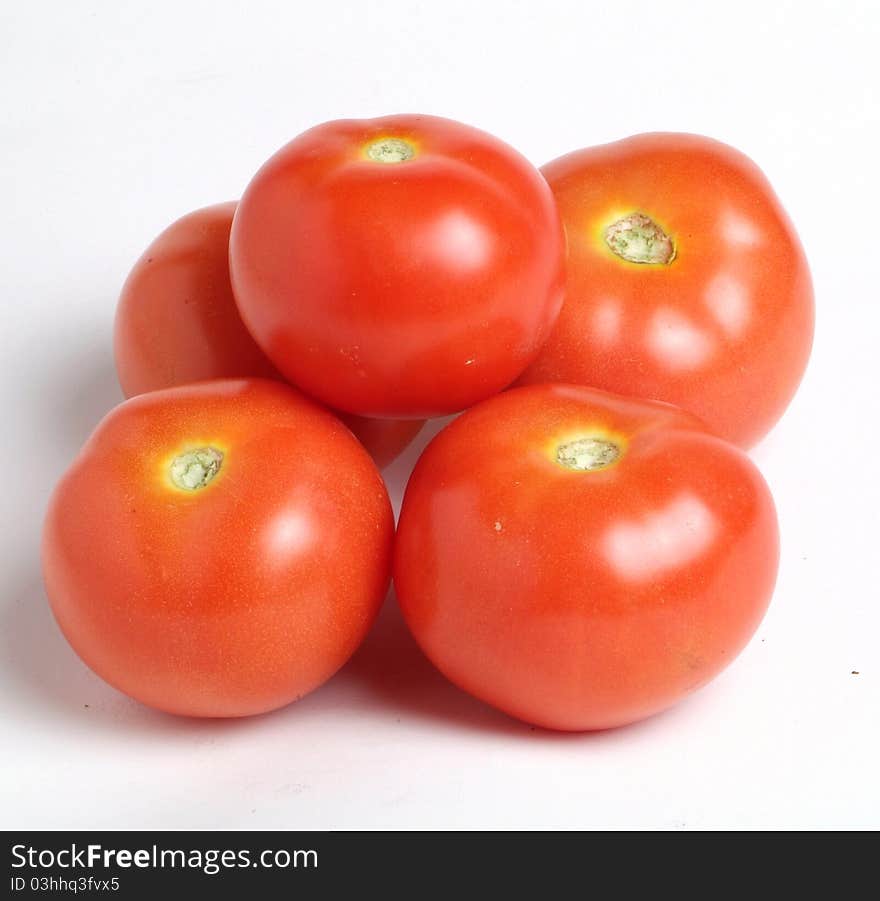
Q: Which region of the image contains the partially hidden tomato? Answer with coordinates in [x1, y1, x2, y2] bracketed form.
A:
[42, 379, 394, 717]
[518, 133, 814, 448]
[394, 383, 779, 731]
[335, 414, 423, 471]
[114, 202, 278, 392]
[229, 114, 565, 419]
[113, 202, 422, 467]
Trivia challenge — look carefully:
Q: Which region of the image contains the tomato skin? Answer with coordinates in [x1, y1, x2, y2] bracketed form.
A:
[337, 414, 423, 470]
[42, 379, 394, 717]
[518, 133, 814, 448]
[114, 202, 279, 393]
[113, 203, 423, 467]
[394, 384, 779, 731]
[229, 114, 565, 418]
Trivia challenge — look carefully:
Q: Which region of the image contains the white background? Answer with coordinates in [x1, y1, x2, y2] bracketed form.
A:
[2, 0, 878, 829]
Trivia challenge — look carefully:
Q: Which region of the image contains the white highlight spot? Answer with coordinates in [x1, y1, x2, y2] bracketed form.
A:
[590, 299, 623, 344]
[428, 211, 492, 271]
[603, 493, 718, 582]
[722, 211, 761, 247]
[267, 511, 314, 557]
[705, 275, 751, 338]
[648, 309, 713, 370]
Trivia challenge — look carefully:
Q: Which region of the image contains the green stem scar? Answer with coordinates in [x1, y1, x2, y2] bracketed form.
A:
[556, 438, 621, 472]
[365, 137, 415, 163]
[604, 213, 675, 264]
[169, 447, 223, 491]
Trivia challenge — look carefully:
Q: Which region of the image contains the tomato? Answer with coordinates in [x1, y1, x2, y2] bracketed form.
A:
[394, 383, 779, 731]
[229, 114, 565, 418]
[114, 202, 279, 393]
[517, 133, 814, 448]
[42, 379, 394, 717]
[336, 413, 423, 470]
[113, 202, 423, 467]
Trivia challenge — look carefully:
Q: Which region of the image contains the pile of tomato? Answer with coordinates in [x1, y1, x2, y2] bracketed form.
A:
[42, 115, 813, 731]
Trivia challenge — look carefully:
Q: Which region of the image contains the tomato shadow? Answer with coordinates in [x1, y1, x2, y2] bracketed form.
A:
[0, 565, 504, 742]
[0, 565, 269, 740]
[0, 565, 688, 745]
[37, 325, 124, 458]
[6, 333, 681, 744]
[336, 591, 666, 741]
[1, 328, 259, 740]
[334, 593, 526, 736]
[334, 589, 710, 744]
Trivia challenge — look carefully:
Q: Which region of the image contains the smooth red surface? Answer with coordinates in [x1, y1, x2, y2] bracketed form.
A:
[518, 133, 814, 448]
[114, 202, 278, 392]
[42, 379, 394, 717]
[230, 114, 565, 418]
[394, 384, 779, 731]
[337, 414, 424, 470]
[113, 202, 423, 467]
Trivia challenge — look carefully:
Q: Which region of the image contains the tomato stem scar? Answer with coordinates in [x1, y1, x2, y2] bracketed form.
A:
[604, 213, 675, 264]
[169, 447, 223, 491]
[365, 138, 415, 163]
[556, 438, 621, 471]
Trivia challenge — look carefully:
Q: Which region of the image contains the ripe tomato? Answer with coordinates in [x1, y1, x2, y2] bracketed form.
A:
[229, 114, 565, 418]
[518, 133, 814, 448]
[394, 383, 779, 731]
[336, 413, 424, 470]
[42, 379, 394, 717]
[113, 202, 423, 467]
[114, 202, 278, 393]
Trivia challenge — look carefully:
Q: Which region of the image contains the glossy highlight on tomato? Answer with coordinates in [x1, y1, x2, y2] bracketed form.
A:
[230, 114, 565, 418]
[518, 133, 814, 448]
[42, 379, 394, 717]
[113, 202, 423, 467]
[394, 383, 779, 731]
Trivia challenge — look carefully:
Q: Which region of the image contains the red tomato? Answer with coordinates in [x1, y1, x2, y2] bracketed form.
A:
[42, 379, 394, 717]
[229, 114, 565, 418]
[114, 202, 278, 393]
[337, 414, 424, 470]
[394, 383, 779, 731]
[113, 202, 423, 467]
[518, 133, 814, 448]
